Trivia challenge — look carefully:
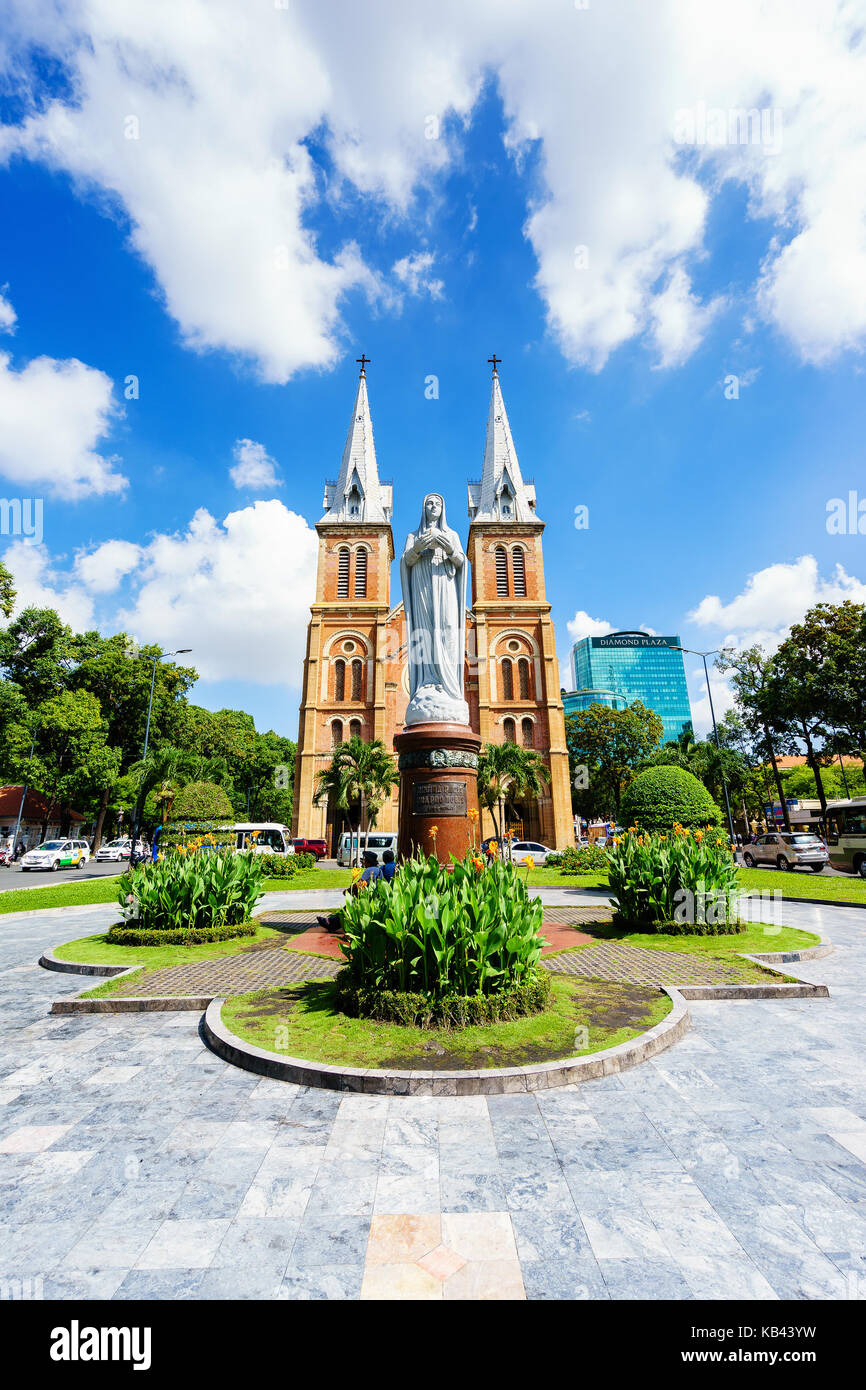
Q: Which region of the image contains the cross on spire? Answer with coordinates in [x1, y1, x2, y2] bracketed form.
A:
[356, 353, 371, 377]
[487, 353, 501, 376]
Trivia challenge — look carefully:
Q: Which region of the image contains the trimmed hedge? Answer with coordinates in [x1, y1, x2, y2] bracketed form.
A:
[621, 765, 722, 833]
[170, 781, 234, 822]
[610, 915, 744, 937]
[106, 920, 258, 947]
[333, 969, 551, 1029]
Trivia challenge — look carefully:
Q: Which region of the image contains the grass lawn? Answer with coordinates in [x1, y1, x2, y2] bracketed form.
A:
[736, 867, 866, 903]
[52, 920, 284, 968]
[0, 876, 123, 915]
[221, 974, 672, 1070]
[262, 867, 352, 891]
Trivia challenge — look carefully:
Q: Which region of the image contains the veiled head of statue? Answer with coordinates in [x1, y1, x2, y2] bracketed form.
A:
[422, 493, 445, 526]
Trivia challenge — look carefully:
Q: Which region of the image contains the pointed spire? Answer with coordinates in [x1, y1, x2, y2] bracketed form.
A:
[468, 367, 537, 523]
[321, 364, 391, 523]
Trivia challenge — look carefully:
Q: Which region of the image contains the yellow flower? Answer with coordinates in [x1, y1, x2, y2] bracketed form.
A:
[525, 854, 535, 869]
[351, 866, 363, 881]
[694, 830, 703, 842]
[467, 808, 479, 822]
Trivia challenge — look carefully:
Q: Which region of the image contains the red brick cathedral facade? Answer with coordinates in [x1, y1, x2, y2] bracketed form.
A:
[291, 366, 574, 851]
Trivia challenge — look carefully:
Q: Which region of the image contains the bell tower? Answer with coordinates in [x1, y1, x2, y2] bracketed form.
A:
[292, 360, 404, 845]
[466, 361, 573, 847]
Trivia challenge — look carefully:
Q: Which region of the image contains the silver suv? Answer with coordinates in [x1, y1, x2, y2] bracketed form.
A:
[742, 832, 829, 873]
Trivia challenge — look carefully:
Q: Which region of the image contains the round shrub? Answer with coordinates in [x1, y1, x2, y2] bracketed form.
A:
[620, 765, 722, 833]
[170, 781, 233, 822]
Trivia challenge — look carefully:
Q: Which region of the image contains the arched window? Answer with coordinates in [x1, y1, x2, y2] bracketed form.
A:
[521, 717, 534, 748]
[501, 658, 514, 701]
[351, 658, 362, 701]
[337, 547, 350, 598]
[331, 719, 343, 748]
[349, 719, 362, 740]
[503, 717, 516, 744]
[512, 548, 526, 597]
[495, 546, 508, 596]
[518, 657, 531, 700]
[334, 659, 346, 701]
[354, 548, 367, 597]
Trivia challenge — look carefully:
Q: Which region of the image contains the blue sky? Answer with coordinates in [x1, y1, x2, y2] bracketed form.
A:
[0, 2, 864, 738]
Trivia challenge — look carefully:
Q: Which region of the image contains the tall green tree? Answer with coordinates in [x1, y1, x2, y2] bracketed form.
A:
[477, 741, 551, 845]
[313, 737, 398, 865]
[0, 560, 16, 619]
[717, 647, 797, 831]
[565, 700, 663, 819]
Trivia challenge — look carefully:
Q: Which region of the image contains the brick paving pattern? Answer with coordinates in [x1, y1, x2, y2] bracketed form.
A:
[544, 941, 756, 985]
[103, 905, 755, 997]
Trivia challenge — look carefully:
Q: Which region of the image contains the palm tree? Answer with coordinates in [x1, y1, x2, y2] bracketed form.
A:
[314, 736, 399, 866]
[478, 742, 551, 849]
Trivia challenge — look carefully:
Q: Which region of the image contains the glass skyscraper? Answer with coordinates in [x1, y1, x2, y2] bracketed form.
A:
[566, 633, 693, 745]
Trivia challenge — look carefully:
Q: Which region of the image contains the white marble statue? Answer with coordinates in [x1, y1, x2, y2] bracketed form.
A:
[400, 492, 470, 726]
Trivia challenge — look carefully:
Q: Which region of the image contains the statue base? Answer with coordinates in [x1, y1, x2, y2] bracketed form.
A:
[394, 722, 482, 864]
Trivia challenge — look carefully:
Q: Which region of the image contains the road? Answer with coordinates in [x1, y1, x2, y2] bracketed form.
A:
[0, 861, 123, 892]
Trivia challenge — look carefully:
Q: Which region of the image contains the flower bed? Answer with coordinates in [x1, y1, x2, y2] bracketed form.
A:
[338, 853, 546, 1023]
[118, 849, 263, 936]
[607, 826, 740, 933]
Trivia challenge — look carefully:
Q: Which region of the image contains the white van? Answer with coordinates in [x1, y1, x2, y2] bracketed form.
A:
[337, 832, 397, 866]
[232, 823, 294, 855]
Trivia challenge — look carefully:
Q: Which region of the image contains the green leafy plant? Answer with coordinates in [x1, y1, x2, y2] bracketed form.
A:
[170, 780, 234, 821]
[338, 853, 545, 1001]
[606, 829, 740, 933]
[545, 843, 609, 873]
[118, 849, 263, 935]
[620, 764, 722, 833]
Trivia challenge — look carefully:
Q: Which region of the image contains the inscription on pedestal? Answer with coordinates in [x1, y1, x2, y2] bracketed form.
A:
[412, 780, 467, 817]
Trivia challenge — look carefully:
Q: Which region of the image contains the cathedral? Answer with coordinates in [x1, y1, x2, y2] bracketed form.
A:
[291, 362, 574, 852]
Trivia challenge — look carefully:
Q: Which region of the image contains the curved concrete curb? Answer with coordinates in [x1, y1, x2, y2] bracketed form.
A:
[679, 982, 829, 1000]
[39, 946, 128, 978]
[745, 935, 834, 965]
[51, 994, 213, 1014]
[201, 987, 691, 1096]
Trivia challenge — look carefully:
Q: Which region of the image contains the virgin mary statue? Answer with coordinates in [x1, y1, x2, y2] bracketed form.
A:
[400, 493, 469, 726]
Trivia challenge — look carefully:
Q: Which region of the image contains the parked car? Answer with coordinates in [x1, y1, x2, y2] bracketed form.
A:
[95, 838, 148, 862]
[508, 840, 555, 866]
[20, 839, 88, 872]
[742, 832, 829, 873]
[291, 838, 328, 860]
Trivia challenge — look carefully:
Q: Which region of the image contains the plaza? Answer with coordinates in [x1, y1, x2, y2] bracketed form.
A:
[1, 888, 864, 1302]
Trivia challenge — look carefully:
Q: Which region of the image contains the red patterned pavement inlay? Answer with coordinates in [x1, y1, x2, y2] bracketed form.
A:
[283, 919, 593, 960]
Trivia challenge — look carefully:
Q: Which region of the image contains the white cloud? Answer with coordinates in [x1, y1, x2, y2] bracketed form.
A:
[566, 610, 614, 643]
[0, 308, 125, 497]
[1, 2, 862, 378]
[230, 439, 282, 490]
[688, 555, 866, 653]
[0, 288, 16, 333]
[74, 539, 142, 593]
[113, 500, 318, 683]
[392, 252, 444, 300]
[649, 267, 725, 368]
[1, 540, 97, 631]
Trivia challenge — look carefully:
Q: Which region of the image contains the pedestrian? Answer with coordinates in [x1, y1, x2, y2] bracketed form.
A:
[381, 848, 396, 882]
[317, 850, 382, 932]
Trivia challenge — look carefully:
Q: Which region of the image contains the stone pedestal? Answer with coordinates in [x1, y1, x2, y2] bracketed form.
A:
[394, 722, 481, 863]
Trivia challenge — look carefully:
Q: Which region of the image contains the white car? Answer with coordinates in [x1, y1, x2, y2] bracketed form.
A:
[95, 838, 148, 862]
[508, 840, 555, 866]
[20, 839, 88, 872]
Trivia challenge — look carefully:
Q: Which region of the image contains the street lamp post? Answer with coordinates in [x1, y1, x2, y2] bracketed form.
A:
[128, 648, 192, 867]
[669, 644, 737, 845]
